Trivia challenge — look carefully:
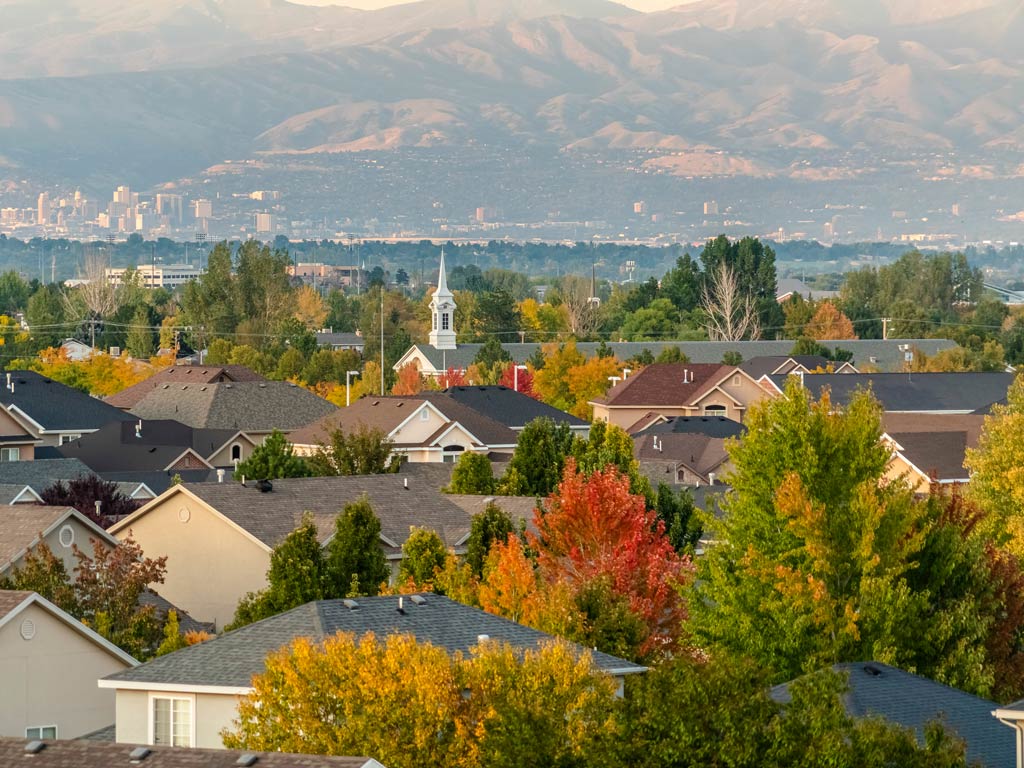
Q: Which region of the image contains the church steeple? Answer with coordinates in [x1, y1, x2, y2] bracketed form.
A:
[429, 249, 457, 350]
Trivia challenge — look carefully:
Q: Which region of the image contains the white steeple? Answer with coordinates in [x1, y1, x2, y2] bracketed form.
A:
[429, 249, 457, 350]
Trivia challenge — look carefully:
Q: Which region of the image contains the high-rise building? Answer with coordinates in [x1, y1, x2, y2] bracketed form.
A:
[193, 199, 213, 220]
[36, 193, 50, 226]
[633, 201, 646, 215]
[703, 200, 719, 216]
[254, 212, 275, 233]
[156, 194, 184, 225]
[113, 186, 132, 205]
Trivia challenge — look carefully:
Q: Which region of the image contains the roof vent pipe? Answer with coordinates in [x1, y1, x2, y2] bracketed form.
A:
[398, 596, 406, 615]
[217, 469, 225, 483]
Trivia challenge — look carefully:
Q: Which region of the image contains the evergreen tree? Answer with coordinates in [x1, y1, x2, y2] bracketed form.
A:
[126, 304, 154, 359]
[156, 611, 188, 656]
[499, 417, 576, 496]
[465, 503, 517, 578]
[326, 496, 390, 597]
[473, 337, 511, 370]
[306, 424, 400, 477]
[399, 528, 448, 587]
[234, 430, 309, 481]
[447, 452, 496, 495]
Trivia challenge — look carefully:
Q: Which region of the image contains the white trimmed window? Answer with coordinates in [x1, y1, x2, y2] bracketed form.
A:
[0, 447, 20, 462]
[26, 726, 56, 739]
[703, 405, 727, 417]
[58, 434, 81, 446]
[151, 696, 193, 747]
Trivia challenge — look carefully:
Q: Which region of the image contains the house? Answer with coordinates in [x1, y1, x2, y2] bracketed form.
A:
[773, 662, 1013, 768]
[105, 365, 266, 411]
[765, 372, 1016, 414]
[0, 457, 159, 504]
[99, 594, 644, 749]
[0, 371, 135, 447]
[880, 414, 986, 493]
[0, 738, 384, 767]
[740, 355, 858, 378]
[316, 330, 365, 354]
[590, 363, 768, 429]
[427, 386, 590, 435]
[108, 472, 530, 629]
[631, 416, 744, 487]
[126, 381, 338, 434]
[0, 505, 119, 578]
[774, 277, 839, 303]
[288, 396, 519, 464]
[55, 419, 261, 473]
[0, 591, 137, 740]
[58, 338, 95, 362]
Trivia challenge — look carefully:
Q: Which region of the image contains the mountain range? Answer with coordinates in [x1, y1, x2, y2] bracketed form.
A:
[1, 0, 1023, 186]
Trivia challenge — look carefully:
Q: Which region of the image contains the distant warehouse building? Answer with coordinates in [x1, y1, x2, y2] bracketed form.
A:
[106, 264, 203, 290]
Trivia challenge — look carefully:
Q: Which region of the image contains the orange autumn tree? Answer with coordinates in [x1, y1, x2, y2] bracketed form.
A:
[805, 301, 857, 341]
[392, 363, 426, 396]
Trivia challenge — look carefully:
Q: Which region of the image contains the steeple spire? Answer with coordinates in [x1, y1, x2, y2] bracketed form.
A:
[429, 247, 457, 350]
[436, 247, 451, 298]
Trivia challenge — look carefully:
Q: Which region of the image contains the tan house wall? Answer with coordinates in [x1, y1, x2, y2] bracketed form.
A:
[0, 409, 31, 438]
[884, 454, 931, 495]
[2, 517, 112, 579]
[0, 603, 129, 739]
[208, 439, 256, 468]
[114, 689, 242, 749]
[597, 405, 691, 430]
[115, 494, 271, 631]
[391, 405, 448, 444]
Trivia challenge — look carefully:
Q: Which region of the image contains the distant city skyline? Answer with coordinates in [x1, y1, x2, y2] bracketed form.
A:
[293, 0, 686, 10]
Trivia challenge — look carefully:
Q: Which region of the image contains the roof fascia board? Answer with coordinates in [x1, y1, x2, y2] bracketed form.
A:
[97, 680, 251, 695]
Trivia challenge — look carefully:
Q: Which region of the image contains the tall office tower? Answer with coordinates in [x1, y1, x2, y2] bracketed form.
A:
[703, 200, 719, 216]
[193, 199, 213, 219]
[113, 186, 132, 205]
[156, 193, 184, 225]
[36, 193, 50, 226]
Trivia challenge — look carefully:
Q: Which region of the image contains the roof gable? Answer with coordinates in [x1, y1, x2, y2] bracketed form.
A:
[0, 505, 118, 572]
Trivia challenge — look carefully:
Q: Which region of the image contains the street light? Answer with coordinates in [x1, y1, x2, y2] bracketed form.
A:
[608, 375, 621, 388]
[622, 367, 632, 380]
[513, 364, 528, 392]
[345, 370, 360, 407]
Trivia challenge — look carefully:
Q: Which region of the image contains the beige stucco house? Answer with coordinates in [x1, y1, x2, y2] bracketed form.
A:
[590, 363, 770, 430]
[0, 591, 137, 740]
[0, 506, 119, 579]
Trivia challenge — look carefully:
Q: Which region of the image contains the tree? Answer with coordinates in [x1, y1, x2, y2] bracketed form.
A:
[655, 483, 702, 555]
[558, 275, 602, 338]
[156, 611, 188, 657]
[702, 262, 761, 341]
[233, 430, 309, 481]
[447, 452, 496, 495]
[564, 354, 623, 420]
[294, 285, 328, 329]
[326, 496, 390, 597]
[465, 502, 516, 578]
[499, 417, 576, 496]
[532, 340, 586, 412]
[531, 461, 691, 659]
[125, 304, 154, 359]
[805, 301, 857, 340]
[474, 337, 511, 369]
[0, 540, 77, 614]
[306, 424, 401, 477]
[392, 362, 425, 395]
[74, 534, 167, 659]
[40, 476, 141, 526]
[722, 350, 743, 365]
[573, 420, 652, 501]
[399, 528, 448, 588]
[694, 378, 1014, 696]
[498, 361, 538, 398]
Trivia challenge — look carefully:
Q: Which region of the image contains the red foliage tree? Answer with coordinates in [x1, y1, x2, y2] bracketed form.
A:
[438, 367, 469, 389]
[391, 363, 424, 396]
[531, 460, 693, 658]
[498, 363, 539, 399]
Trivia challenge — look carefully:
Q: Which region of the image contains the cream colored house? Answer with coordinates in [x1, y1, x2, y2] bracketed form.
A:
[0, 506, 119, 579]
[109, 474, 515, 630]
[0, 591, 137, 740]
[100, 594, 644, 750]
[591, 363, 770, 430]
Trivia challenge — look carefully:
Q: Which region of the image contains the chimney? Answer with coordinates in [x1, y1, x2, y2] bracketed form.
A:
[397, 596, 406, 615]
[217, 469, 225, 483]
[5, 372, 10, 390]
[683, 369, 690, 384]
[709, 472, 716, 486]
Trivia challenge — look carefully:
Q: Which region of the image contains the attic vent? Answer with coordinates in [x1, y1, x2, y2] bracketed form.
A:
[162, 384, 170, 389]
[258, 384, 266, 388]
[20, 618, 36, 641]
[862, 664, 883, 677]
[343, 599, 360, 610]
[225, 384, 233, 389]
[410, 595, 426, 606]
[236, 755, 259, 767]
[129, 747, 152, 762]
[58, 524, 74, 548]
[24, 741, 45, 755]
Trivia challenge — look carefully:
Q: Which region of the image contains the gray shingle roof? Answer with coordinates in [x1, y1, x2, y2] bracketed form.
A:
[0, 371, 134, 431]
[740, 355, 831, 378]
[56, 420, 238, 473]
[633, 416, 746, 439]
[0, 457, 94, 487]
[102, 594, 644, 689]
[128, 469, 476, 555]
[774, 372, 1016, 413]
[128, 382, 338, 432]
[408, 340, 957, 374]
[0, 738, 379, 767]
[431, 386, 588, 430]
[772, 662, 1013, 768]
[105, 365, 267, 409]
[0, 506, 105, 571]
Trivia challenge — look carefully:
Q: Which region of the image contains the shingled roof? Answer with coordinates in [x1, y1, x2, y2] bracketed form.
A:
[772, 372, 1016, 414]
[111, 469, 480, 558]
[128, 382, 337, 432]
[632, 415, 746, 440]
[0, 738, 381, 767]
[0, 371, 134, 431]
[593, 363, 731, 408]
[101, 594, 644, 691]
[0, 505, 116, 571]
[430, 386, 588, 430]
[772, 662, 1013, 768]
[106, 365, 266, 409]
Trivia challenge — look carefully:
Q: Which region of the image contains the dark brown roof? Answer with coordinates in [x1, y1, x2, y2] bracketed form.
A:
[106, 366, 266, 409]
[0, 738, 378, 767]
[882, 413, 986, 443]
[593, 363, 731, 407]
[889, 432, 971, 482]
[634, 433, 730, 478]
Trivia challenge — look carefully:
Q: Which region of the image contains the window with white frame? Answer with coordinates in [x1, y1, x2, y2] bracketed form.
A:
[0, 447, 20, 462]
[151, 696, 193, 747]
[58, 434, 81, 446]
[703, 405, 727, 417]
[26, 726, 56, 740]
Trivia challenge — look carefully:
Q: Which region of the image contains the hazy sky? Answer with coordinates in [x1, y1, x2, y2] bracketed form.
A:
[294, 0, 684, 9]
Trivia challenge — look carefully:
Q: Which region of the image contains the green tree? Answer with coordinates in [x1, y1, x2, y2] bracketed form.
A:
[447, 452, 496, 495]
[473, 337, 512, 369]
[654, 483, 702, 555]
[156, 611, 188, 656]
[499, 417, 577, 496]
[305, 424, 401, 477]
[126, 304, 154, 359]
[25, 283, 66, 350]
[573, 420, 652, 502]
[694, 378, 1012, 696]
[465, 502, 517, 578]
[326, 496, 390, 597]
[233, 430, 309, 481]
[229, 514, 328, 629]
[0, 540, 77, 614]
[399, 528, 448, 587]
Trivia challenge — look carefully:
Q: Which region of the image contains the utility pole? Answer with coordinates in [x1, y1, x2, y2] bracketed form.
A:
[380, 286, 385, 396]
[882, 317, 891, 340]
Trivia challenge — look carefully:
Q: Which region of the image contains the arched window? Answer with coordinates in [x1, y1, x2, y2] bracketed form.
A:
[442, 445, 465, 463]
[703, 405, 727, 417]
[231, 443, 242, 462]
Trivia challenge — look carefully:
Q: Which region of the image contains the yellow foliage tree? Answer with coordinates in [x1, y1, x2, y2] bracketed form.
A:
[805, 301, 857, 341]
[565, 355, 623, 420]
[29, 347, 153, 397]
[294, 285, 329, 329]
[532, 340, 585, 412]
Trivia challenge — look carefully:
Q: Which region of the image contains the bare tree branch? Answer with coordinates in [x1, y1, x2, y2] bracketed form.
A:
[702, 262, 761, 341]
